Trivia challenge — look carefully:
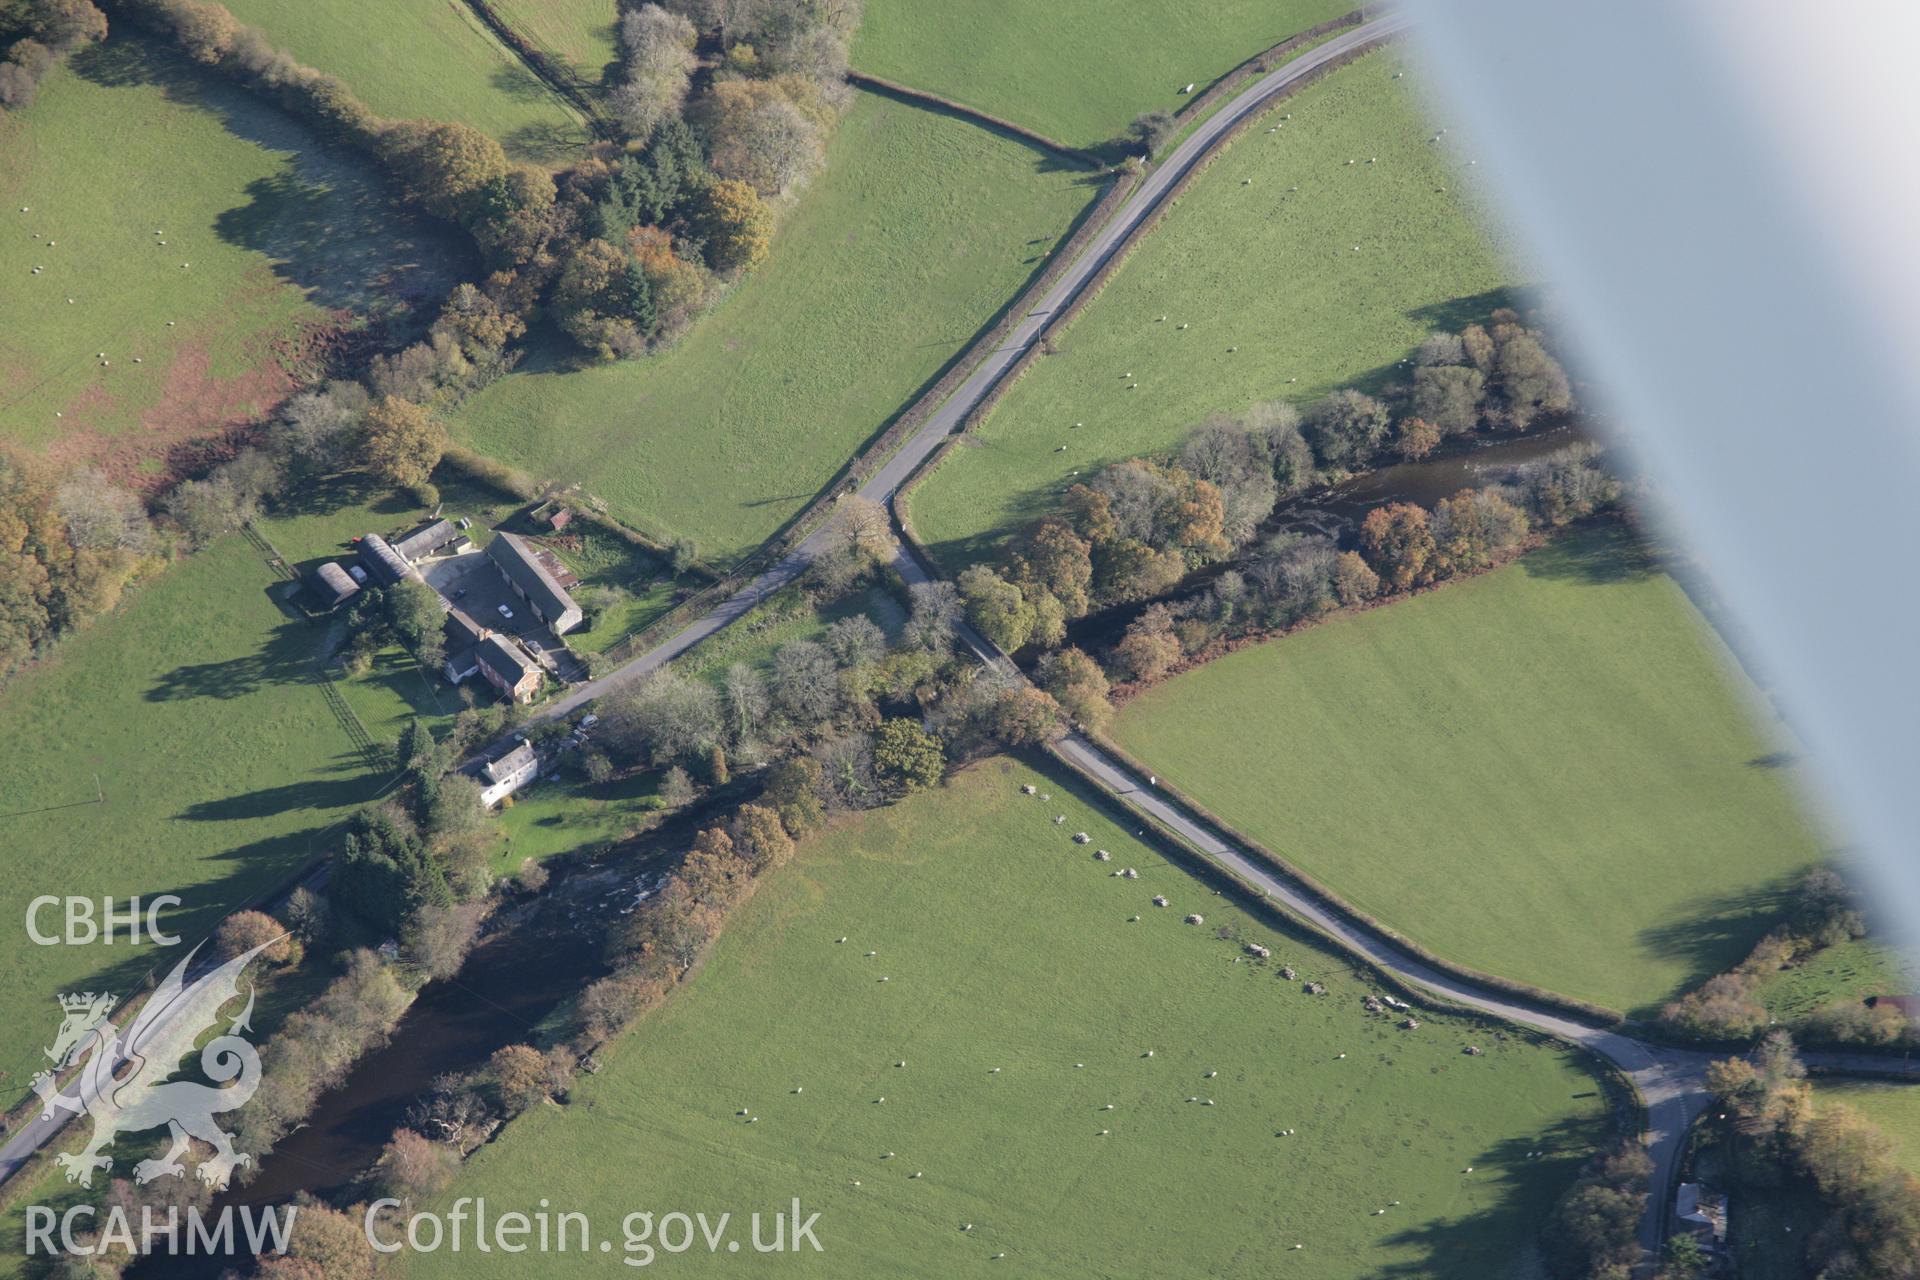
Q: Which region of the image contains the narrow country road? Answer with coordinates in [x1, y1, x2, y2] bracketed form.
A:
[450, 14, 1920, 1267]
[470, 12, 1409, 757]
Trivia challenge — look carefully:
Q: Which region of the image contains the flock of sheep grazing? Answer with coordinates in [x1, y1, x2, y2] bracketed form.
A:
[733, 771, 1521, 1262]
[19, 205, 185, 404]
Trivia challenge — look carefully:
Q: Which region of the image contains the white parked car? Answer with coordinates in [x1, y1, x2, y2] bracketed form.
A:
[497, 604, 514, 619]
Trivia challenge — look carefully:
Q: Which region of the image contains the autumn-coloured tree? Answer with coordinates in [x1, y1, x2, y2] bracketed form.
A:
[1358, 502, 1435, 593]
[873, 719, 944, 793]
[361, 395, 448, 491]
[830, 493, 895, 564]
[699, 179, 773, 272]
[381, 118, 511, 226]
[1010, 518, 1094, 618]
[1036, 646, 1113, 731]
[1394, 415, 1442, 461]
[628, 225, 708, 321]
[489, 1044, 549, 1116]
[731, 804, 795, 873]
[679, 827, 749, 908]
[216, 909, 295, 966]
[553, 237, 656, 360]
[1111, 603, 1183, 684]
[172, 0, 238, 63]
[374, 1128, 460, 1201]
[1331, 550, 1379, 605]
[1430, 487, 1529, 579]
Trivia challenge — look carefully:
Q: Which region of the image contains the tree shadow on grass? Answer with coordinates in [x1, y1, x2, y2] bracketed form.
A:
[1633, 871, 1809, 1016]
[145, 621, 310, 702]
[174, 773, 382, 823]
[68, 36, 473, 320]
[502, 118, 592, 166]
[1517, 521, 1657, 587]
[1373, 1108, 1601, 1277]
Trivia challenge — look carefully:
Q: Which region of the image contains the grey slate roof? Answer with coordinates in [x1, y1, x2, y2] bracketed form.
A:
[393, 518, 458, 563]
[486, 531, 582, 633]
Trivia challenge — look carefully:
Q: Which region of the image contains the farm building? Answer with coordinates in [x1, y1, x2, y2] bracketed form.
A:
[308, 561, 360, 608]
[480, 742, 538, 807]
[476, 633, 542, 703]
[1675, 1182, 1727, 1250]
[486, 531, 583, 635]
[356, 533, 418, 586]
[392, 518, 461, 563]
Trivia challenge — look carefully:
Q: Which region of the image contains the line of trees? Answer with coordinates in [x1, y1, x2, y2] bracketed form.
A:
[1658, 869, 1876, 1045]
[1016, 441, 1616, 722]
[1704, 1032, 1920, 1278]
[0, 0, 105, 115]
[953, 310, 1582, 685]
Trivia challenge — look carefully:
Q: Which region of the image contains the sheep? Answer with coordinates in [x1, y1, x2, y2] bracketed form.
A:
[1122, 868, 1140, 880]
[1152, 894, 1169, 906]
[896, 1060, 906, 1068]
[1336, 1053, 1346, 1060]
[878, 976, 890, 982]
[1075, 1063, 1084, 1069]
[1094, 849, 1112, 862]
[837, 937, 847, 943]
[1128, 915, 1140, 922]
[1184, 914, 1205, 925]
[989, 1067, 1001, 1074]
[910, 1171, 923, 1179]
[1186, 1096, 1198, 1103]
[1053, 815, 1066, 825]
[865, 950, 877, 957]
[1021, 784, 1036, 794]
[961, 1224, 972, 1232]
[793, 1086, 803, 1094]
[1100, 1103, 1113, 1111]
[1202, 1099, 1215, 1106]
[1073, 832, 1090, 844]
[747, 1116, 758, 1123]
[1204, 1070, 1216, 1079]
[1144, 1049, 1154, 1058]
[1097, 1129, 1109, 1136]
[1177, 323, 1188, 330]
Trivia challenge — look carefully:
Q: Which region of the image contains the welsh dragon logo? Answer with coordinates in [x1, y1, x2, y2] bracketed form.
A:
[31, 938, 280, 1190]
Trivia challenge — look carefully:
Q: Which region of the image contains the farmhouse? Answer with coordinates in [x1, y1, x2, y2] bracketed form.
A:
[486, 532, 583, 635]
[476, 633, 542, 703]
[1675, 1182, 1727, 1251]
[479, 742, 538, 807]
[308, 561, 359, 609]
[442, 607, 542, 703]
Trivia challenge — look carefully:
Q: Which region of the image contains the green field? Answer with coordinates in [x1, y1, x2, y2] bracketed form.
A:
[490, 0, 618, 83]
[217, 0, 590, 162]
[853, 0, 1354, 149]
[451, 92, 1106, 565]
[1759, 939, 1910, 1025]
[0, 37, 467, 466]
[1813, 1082, 1920, 1176]
[679, 585, 906, 684]
[492, 769, 662, 872]
[1111, 525, 1831, 1018]
[402, 756, 1607, 1278]
[0, 536, 398, 1102]
[909, 53, 1519, 570]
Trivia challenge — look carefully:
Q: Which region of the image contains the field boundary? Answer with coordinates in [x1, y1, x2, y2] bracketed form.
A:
[1168, 7, 1372, 141]
[846, 71, 1100, 167]
[456, 0, 610, 136]
[895, 37, 1395, 554]
[1078, 726, 1629, 1026]
[1039, 739, 1644, 1127]
[580, 160, 1142, 669]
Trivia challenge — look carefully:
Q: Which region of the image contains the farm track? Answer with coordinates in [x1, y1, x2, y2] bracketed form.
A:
[455, 0, 612, 136]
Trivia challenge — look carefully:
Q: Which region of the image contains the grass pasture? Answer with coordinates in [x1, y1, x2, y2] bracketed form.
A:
[852, 0, 1355, 149]
[0, 536, 397, 1104]
[908, 52, 1519, 571]
[217, 0, 591, 162]
[1758, 939, 1909, 1026]
[489, 0, 619, 84]
[402, 756, 1608, 1279]
[1812, 1082, 1920, 1177]
[1111, 525, 1831, 1018]
[450, 92, 1107, 565]
[0, 37, 469, 468]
